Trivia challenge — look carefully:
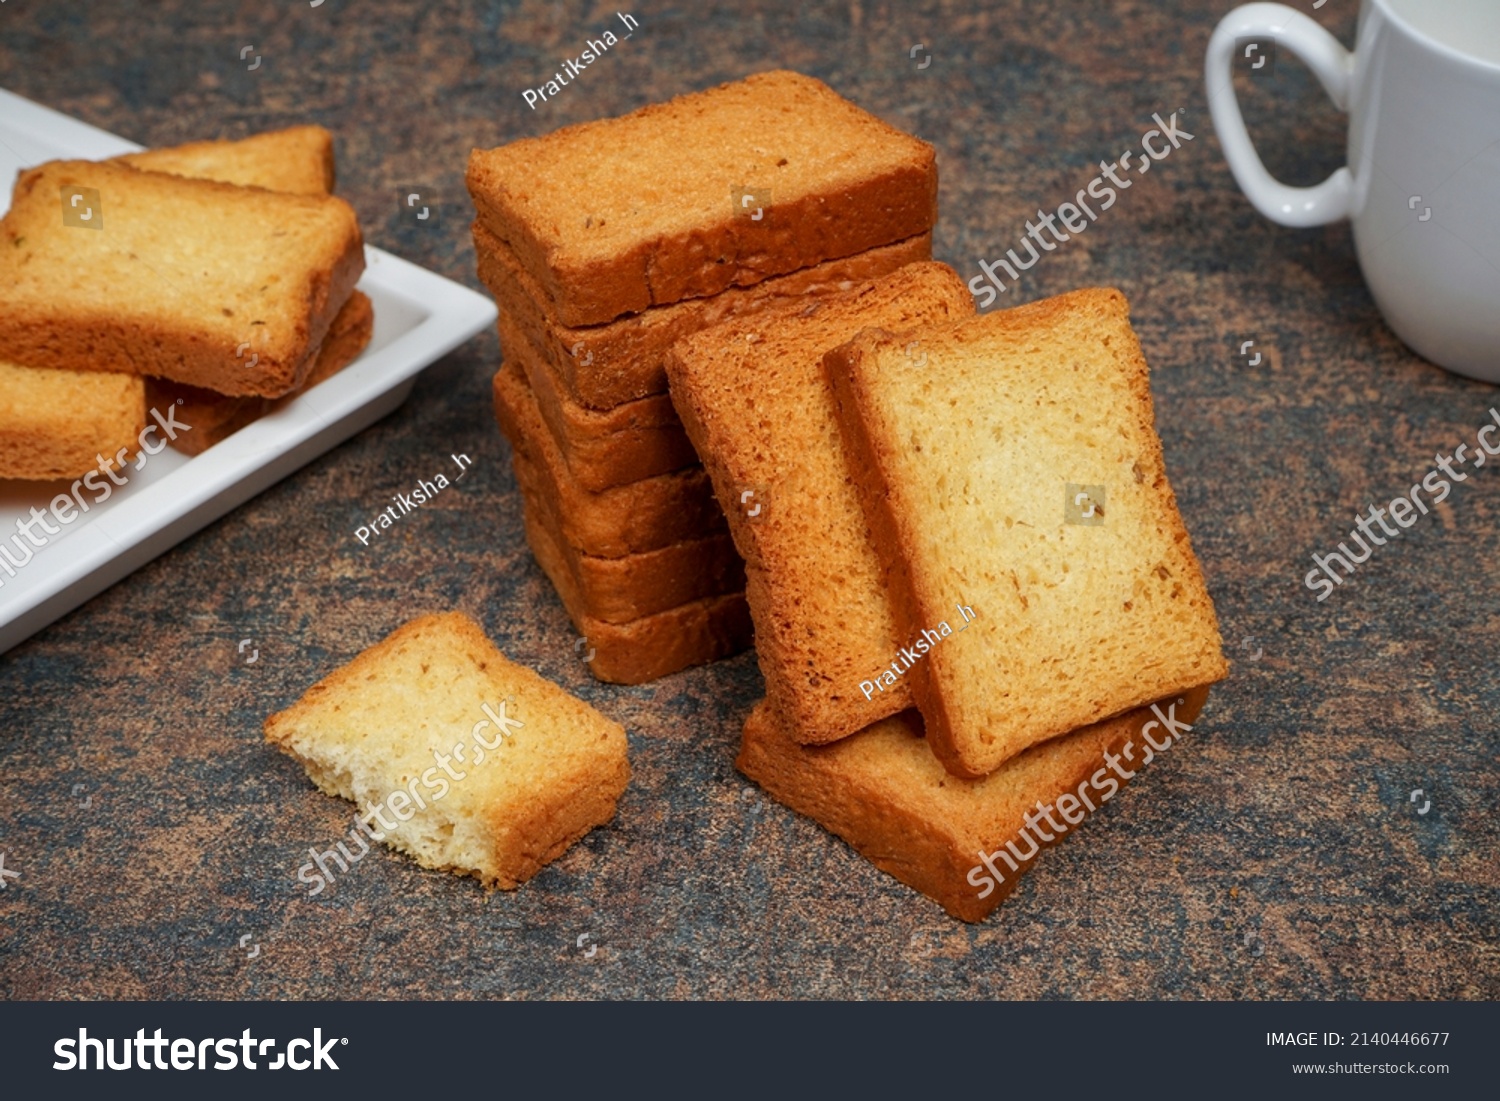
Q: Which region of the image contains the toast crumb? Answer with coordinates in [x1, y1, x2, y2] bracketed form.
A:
[264, 612, 630, 890]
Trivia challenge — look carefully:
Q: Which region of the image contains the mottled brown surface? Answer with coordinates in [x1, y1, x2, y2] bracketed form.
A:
[0, 0, 1495, 1000]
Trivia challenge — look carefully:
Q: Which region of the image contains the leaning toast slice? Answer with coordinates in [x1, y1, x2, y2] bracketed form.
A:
[665, 262, 974, 744]
[826, 288, 1227, 778]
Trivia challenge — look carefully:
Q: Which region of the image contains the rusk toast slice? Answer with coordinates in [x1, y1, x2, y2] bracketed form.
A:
[522, 499, 753, 685]
[146, 290, 374, 456]
[0, 362, 145, 480]
[501, 310, 698, 492]
[466, 70, 937, 326]
[474, 218, 932, 408]
[117, 125, 335, 196]
[738, 686, 1211, 922]
[492, 362, 725, 557]
[265, 612, 629, 890]
[1, 127, 357, 474]
[130, 124, 369, 449]
[0, 159, 364, 397]
[665, 262, 975, 744]
[826, 288, 1228, 778]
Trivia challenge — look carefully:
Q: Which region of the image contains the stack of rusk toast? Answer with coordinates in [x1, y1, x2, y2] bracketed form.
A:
[469, 69, 1227, 918]
[0, 127, 373, 480]
[467, 70, 939, 684]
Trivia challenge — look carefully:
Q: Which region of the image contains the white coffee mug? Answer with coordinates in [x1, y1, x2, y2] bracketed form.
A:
[1207, 0, 1500, 383]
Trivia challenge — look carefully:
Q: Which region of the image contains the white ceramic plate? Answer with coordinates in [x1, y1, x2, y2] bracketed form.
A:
[0, 88, 497, 655]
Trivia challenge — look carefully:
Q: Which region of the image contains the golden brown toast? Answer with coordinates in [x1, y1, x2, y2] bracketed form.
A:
[826, 289, 1228, 778]
[0, 159, 364, 397]
[265, 612, 629, 889]
[466, 70, 937, 326]
[665, 262, 975, 744]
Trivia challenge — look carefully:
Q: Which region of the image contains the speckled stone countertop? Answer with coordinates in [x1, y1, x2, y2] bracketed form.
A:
[0, 0, 1495, 1000]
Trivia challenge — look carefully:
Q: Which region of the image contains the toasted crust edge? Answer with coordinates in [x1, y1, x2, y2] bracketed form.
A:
[823, 327, 946, 757]
[148, 289, 374, 456]
[501, 309, 699, 491]
[491, 363, 726, 557]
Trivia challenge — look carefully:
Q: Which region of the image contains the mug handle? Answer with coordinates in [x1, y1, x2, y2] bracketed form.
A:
[1206, 2, 1356, 226]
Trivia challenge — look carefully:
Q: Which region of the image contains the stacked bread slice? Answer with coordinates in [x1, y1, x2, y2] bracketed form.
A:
[669, 273, 1229, 919]
[467, 70, 939, 684]
[0, 127, 372, 477]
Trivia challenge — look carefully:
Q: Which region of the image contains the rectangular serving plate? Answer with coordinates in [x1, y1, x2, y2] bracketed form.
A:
[0, 88, 497, 655]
